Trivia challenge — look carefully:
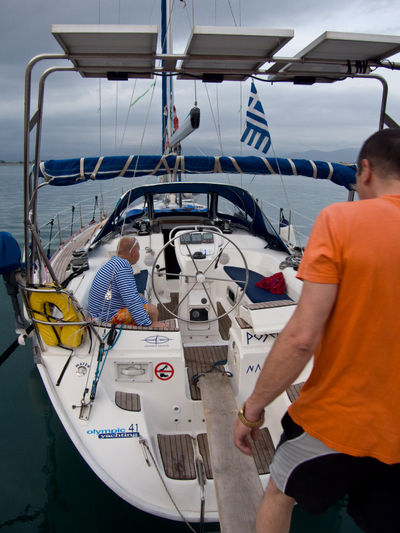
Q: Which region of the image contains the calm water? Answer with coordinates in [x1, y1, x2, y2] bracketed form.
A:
[0, 164, 362, 532]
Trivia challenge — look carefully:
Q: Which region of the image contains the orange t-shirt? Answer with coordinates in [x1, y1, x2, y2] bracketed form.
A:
[289, 195, 400, 464]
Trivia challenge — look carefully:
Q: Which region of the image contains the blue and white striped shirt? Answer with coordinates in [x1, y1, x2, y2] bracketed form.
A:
[88, 256, 151, 325]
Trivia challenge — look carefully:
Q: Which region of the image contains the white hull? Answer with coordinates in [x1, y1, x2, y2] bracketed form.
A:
[30, 217, 310, 522]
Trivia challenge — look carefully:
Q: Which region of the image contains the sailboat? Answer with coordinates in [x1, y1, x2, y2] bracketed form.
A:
[4, 2, 400, 529]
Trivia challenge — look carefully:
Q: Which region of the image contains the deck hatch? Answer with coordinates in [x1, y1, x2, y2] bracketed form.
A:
[115, 391, 141, 411]
[158, 430, 275, 480]
[158, 434, 196, 480]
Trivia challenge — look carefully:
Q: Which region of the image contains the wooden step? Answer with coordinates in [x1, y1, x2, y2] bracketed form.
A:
[198, 371, 264, 533]
[183, 345, 228, 400]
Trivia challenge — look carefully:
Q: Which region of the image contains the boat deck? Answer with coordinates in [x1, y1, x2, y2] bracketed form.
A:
[158, 428, 275, 481]
[51, 224, 100, 282]
[184, 345, 228, 401]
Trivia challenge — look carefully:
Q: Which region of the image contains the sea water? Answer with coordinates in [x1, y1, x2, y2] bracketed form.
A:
[0, 164, 362, 532]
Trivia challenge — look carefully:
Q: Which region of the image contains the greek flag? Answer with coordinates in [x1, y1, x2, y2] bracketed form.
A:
[240, 81, 271, 154]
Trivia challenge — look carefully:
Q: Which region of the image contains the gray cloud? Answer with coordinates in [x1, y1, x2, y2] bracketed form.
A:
[1, 0, 400, 161]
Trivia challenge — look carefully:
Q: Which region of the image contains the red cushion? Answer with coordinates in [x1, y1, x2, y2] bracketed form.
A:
[255, 272, 286, 295]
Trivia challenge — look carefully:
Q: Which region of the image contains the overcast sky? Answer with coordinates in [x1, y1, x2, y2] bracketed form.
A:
[1, 0, 400, 161]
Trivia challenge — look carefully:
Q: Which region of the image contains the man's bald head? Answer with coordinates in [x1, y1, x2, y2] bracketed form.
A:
[117, 236, 139, 264]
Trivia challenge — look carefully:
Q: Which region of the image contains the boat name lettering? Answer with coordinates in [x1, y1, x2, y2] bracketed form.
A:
[98, 432, 140, 439]
[87, 423, 139, 436]
[246, 332, 269, 344]
[246, 364, 262, 374]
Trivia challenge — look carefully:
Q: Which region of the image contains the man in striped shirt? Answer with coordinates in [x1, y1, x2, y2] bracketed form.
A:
[88, 236, 167, 328]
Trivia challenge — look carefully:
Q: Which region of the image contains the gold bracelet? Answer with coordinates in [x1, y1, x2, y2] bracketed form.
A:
[237, 403, 265, 428]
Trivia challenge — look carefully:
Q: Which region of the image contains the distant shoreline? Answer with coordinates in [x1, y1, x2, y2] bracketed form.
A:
[0, 162, 24, 166]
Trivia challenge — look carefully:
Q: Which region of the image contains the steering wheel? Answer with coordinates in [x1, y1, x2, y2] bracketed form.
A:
[151, 229, 249, 324]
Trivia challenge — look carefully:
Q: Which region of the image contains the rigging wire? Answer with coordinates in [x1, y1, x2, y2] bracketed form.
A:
[115, 83, 119, 152]
[99, 80, 158, 321]
[227, 0, 238, 26]
[215, 86, 223, 153]
[204, 84, 225, 157]
[181, 0, 193, 28]
[113, 0, 121, 152]
[239, 82, 243, 186]
[149, 0, 157, 22]
[268, 142, 300, 244]
[98, 80, 102, 155]
[120, 80, 138, 147]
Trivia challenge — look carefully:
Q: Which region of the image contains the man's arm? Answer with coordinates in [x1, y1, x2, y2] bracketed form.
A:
[234, 280, 338, 455]
[115, 264, 152, 326]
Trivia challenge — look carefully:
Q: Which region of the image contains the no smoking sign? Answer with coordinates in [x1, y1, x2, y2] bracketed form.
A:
[155, 362, 174, 381]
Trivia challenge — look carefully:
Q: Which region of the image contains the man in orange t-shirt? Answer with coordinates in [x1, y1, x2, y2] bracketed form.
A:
[234, 129, 400, 533]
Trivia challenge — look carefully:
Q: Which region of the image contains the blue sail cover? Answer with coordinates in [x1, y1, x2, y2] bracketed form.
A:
[38, 154, 356, 190]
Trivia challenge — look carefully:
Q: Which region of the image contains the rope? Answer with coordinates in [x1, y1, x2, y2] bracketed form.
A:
[90, 324, 123, 400]
[191, 359, 232, 385]
[139, 439, 198, 533]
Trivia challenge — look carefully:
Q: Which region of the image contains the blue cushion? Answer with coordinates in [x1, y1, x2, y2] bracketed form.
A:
[134, 270, 149, 294]
[223, 266, 292, 304]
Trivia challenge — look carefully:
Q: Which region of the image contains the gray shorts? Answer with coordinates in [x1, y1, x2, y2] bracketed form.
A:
[269, 413, 400, 533]
[270, 417, 339, 493]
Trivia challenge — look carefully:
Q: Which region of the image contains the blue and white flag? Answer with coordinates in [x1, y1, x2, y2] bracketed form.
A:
[240, 81, 271, 154]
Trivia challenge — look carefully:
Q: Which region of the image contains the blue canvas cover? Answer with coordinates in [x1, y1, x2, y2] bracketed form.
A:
[92, 181, 290, 253]
[0, 232, 22, 274]
[37, 155, 357, 190]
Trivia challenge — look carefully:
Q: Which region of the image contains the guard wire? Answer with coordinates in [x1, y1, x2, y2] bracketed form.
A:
[139, 439, 198, 533]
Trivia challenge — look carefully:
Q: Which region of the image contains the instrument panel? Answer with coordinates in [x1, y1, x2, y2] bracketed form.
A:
[179, 232, 214, 245]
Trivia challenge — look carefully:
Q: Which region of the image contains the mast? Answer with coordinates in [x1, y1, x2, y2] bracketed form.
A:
[161, 0, 173, 153]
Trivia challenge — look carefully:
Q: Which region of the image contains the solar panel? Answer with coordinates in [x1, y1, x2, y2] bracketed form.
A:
[268, 31, 400, 83]
[52, 24, 158, 79]
[179, 26, 294, 81]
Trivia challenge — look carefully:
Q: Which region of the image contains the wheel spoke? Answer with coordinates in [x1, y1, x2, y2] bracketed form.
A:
[201, 283, 218, 318]
[185, 243, 200, 273]
[156, 271, 196, 280]
[152, 227, 249, 324]
[204, 241, 230, 274]
[173, 281, 199, 314]
[202, 275, 244, 284]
